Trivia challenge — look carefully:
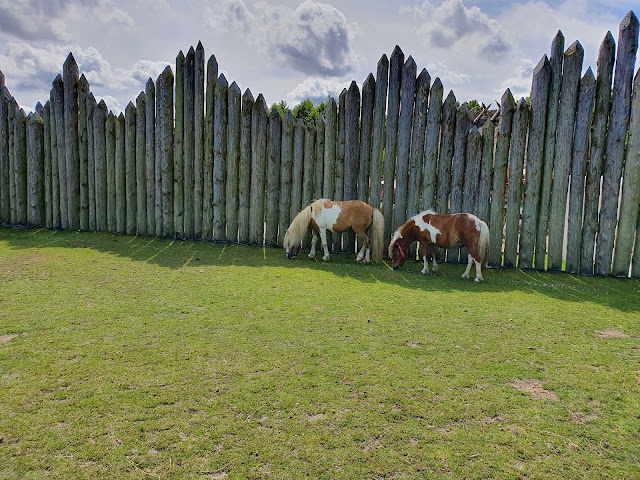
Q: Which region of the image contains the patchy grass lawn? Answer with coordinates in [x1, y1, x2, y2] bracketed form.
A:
[1, 226, 639, 479]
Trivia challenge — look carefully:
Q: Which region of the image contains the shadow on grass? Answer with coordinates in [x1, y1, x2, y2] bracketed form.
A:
[2, 225, 639, 312]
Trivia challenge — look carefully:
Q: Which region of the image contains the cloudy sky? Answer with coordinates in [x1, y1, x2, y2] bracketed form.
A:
[0, 0, 636, 114]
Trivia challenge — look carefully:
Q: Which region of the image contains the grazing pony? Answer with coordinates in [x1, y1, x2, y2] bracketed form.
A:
[389, 210, 490, 282]
[283, 199, 384, 263]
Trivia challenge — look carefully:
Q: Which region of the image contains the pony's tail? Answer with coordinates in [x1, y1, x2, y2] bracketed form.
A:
[477, 219, 490, 266]
[370, 209, 385, 263]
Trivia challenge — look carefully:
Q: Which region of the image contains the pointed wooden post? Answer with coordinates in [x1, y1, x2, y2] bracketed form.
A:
[135, 92, 146, 235]
[78, 75, 89, 230]
[183, 47, 195, 239]
[370, 55, 388, 210]
[476, 118, 495, 223]
[226, 81, 241, 243]
[314, 115, 324, 201]
[115, 112, 126, 235]
[203, 55, 218, 241]
[238, 89, 253, 244]
[63, 54, 80, 230]
[393, 56, 416, 232]
[291, 117, 304, 223]
[565, 69, 596, 273]
[462, 126, 482, 215]
[421, 77, 443, 211]
[536, 31, 565, 270]
[145, 79, 156, 236]
[302, 124, 315, 206]
[53, 75, 67, 229]
[279, 109, 294, 241]
[581, 32, 615, 274]
[613, 69, 640, 276]
[14, 110, 27, 225]
[157, 66, 174, 237]
[548, 41, 584, 271]
[518, 55, 550, 269]
[333, 90, 345, 253]
[7, 99, 16, 224]
[358, 74, 375, 202]
[249, 94, 268, 245]
[503, 98, 530, 268]
[408, 68, 430, 218]
[94, 101, 108, 232]
[436, 91, 457, 215]
[383, 46, 404, 245]
[173, 51, 185, 238]
[87, 93, 97, 231]
[43, 101, 53, 228]
[194, 42, 205, 239]
[28, 113, 45, 226]
[49, 89, 61, 228]
[125, 102, 137, 236]
[488, 89, 516, 267]
[596, 11, 639, 275]
[265, 106, 282, 246]
[213, 74, 228, 242]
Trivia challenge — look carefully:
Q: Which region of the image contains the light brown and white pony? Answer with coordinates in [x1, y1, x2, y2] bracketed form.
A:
[388, 210, 490, 282]
[283, 199, 384, 263]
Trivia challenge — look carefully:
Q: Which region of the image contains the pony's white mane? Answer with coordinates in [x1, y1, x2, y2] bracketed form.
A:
[388, 229, 403, 258]
[283, 199, 327, 249]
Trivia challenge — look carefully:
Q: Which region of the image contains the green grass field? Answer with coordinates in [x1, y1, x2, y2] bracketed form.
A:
[1, 226, 639, 479]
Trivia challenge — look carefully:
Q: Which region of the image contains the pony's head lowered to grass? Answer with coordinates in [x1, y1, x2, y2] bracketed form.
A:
[282, 201, 317, 258]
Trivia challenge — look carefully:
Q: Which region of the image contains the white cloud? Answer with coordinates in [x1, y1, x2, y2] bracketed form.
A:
[285, 76, 346, 105]
[206, 0, 359, 76]
[0, 41, 167, 112]
[0, 0, 133, 41]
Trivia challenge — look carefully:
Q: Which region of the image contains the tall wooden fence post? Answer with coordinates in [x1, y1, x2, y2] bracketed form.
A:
[476, 118, 495, 223]
[358, 74, 375, 202]
[78, 75, 89, 230]
[548, 41, 584, 271]
[94, 101, 108, 232]
[249, 94, 268, 245]
[581, 32, 615, 274]
[43, 101, 53, 228]
[238, 89, 253, 244]
[135, 92, 147, 235]
[265, 107, 282, 246]
[174, 51, 185, 239]
[49, 90, 61, 229]
[596, 11, 639, 275]
[157, 66, 174, 237]
[87, 94, 97, 231]
[519, 55, 550, 269]
[183, 47, 195, 239]
[369, 55, 388, 210]
[613, 69, 640, 276]
[125, 102, 137, 236]
[145, 78, 156, 236]
[279, 110, 294, 240]
[14, 109, 27, 225]
[194, 42, 205, 239]
[63, 54, 80, 230]
[28, 113, 45, 225]
[226, 81, 241, 243]
[488, 89, 516, 267]
[115, 113, 126, 235]
[565, 69, 596, 273]
[0, 72, 10, 223]
[421, 77, 442, 212]
[291, 117, 304, 224]
[53, 75, 67, 229]
[203, 55, 218, 241]
[213, 74, 228, 242]
[536, 31, 565, 270]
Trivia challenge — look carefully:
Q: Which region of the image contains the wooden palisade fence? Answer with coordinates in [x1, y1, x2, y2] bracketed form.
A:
[1, 11, 639, 278]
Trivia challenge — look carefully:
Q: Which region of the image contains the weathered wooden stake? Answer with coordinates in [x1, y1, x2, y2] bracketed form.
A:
[488, 89, 516, 267]
[279, 110, 294, 240]
[238, 89, 253, 244]
[0, 72, 8, 223]
[422, 77, 443, 212]
[157, 66, 174, 237]
[518, 55, 550, 269]
[203, 55, 218, 240]
[194, 42, 205, 239]
[226, 81, 240, 243]
[612, 69, 640, 276]
[265, 107, 282, 246]
[476, 118, 495, 223]
[314, 115, 325, 201]
[145, 79, 156, 236]
[13, 109, 27, 224]
[291, 117, 304, 223]
[43, 101, 52, 228]
[28, 113, 45, 226]
[333, 89, 346, 252]
[53, 75, 67, 229]
[78, 75, 89, 230]
[174, 51, 185, 238]
[548, 41, 584, 271]
[63, 54, 80, 230]
[213, 74, 228, 242]
[94, 101, 108, 232]
[369, 55, 388, 209]
[49, 90, 61, 228]
[183, 47, 195, 239]
[125, 102, 137, 236]
[358, 74, 375, 202]
[596, 11, 639, 275]
[536, 31, 565, 270]
[565, 69, 596, 273]
[87, 94, 97, 231]
[581, 32, 615, 274]
[249, 94, 268, 245]
[462, 126, 482, 215]
[503, 98, 530, 268]
[135, 92, 147, 235]
[115, 113, 126, 234]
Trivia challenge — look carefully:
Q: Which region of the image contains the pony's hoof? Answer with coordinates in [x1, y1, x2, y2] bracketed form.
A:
[432, 265, 438, 272]
[322, 256, 329, 262]
[474, 277, 483, 283]
[461, 273, 469, 279]
[421, 268, 428, 275]
[308, 254, 315, 259]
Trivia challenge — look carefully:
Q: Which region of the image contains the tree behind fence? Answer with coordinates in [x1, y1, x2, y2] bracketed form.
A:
[1, 11, 639, 278]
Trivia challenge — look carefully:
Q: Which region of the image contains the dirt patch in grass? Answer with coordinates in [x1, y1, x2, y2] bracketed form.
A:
[595, 328, 629, 338]
[0, 334, 18, 343]
[511, 378, 559, 401]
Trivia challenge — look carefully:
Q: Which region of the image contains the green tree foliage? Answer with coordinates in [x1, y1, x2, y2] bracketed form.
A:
[270, 97, 329, 125]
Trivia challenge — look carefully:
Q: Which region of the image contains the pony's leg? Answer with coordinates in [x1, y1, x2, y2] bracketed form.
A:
[308, 230, 318, 259]
[474, 257, 484, 282]
[320, 228, 330, 262]
[462, 253, 473, 279]
[355, 230, 369, 262]
[431, 245, 438, 271]
[421, 243, 429, 274]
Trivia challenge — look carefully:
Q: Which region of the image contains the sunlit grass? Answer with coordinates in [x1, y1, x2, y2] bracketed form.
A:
[1, 226, 639, 479]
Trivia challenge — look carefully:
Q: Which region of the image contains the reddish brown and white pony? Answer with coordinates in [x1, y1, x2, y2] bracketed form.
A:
[283, 199, 384, 263]
[388, 210, 490, 282]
